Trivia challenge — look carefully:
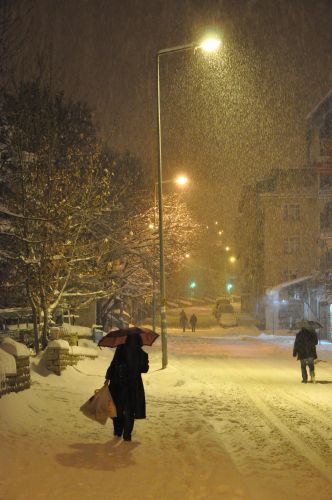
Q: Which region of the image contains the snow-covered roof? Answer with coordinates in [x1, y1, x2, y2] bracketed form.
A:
[266, 275, 312, 295]
[0, 307, 31, 319]
[0, 337, 30, 357]
[306, 90, 332, 127]
[0, 348, 16, 375]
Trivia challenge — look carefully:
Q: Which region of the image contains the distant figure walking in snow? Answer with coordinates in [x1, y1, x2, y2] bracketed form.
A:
[293, 326, 318, 383]
[105, 335, 149, 441]
[189, 314, 197, 332]
[179, 309, 188, 333]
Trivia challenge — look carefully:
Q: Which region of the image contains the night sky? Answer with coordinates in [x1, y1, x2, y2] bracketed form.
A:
[17, 0, 332, 238]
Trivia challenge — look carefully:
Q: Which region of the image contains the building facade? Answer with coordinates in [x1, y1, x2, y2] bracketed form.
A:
[238, 168, 319, 328]
[307, 90, 332, 338]
[259, 168, 318, 288]
[307, 90, 332, 272]
[238, 90, 332, 336]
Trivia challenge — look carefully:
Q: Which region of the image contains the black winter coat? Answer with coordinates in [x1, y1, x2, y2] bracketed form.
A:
[293, 328, 318, 360]
[106, 345, 149, 419]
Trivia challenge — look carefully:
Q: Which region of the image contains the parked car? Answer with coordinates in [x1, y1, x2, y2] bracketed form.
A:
[214, 300, 234, 314]
[219, 311, 238, 327]
[214, 298, 237, 326]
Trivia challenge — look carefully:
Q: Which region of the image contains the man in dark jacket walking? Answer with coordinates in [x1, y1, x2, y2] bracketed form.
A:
[105, 335, 149, 441]
[189, 314, 198, 332]
[293, 327, 318, 383]
[179, 309, 188, 333]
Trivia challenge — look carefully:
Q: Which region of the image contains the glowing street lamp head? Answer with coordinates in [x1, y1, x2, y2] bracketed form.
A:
[229, 256, 236, 263]
[225, 246, 230, 252]
[175, 175, 189, 186]
[199, 37, 221, 53]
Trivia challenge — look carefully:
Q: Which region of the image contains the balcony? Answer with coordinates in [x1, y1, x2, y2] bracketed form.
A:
[320, 230, 332, 241]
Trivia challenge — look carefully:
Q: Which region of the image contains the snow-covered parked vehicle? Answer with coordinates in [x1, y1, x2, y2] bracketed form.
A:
[213, 299, 238, 327]
[219, 311, 238, 327]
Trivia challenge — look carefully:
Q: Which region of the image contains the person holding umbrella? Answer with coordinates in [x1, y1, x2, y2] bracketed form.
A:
[293, 320, 319, 384]
[102, 328, 156, 441]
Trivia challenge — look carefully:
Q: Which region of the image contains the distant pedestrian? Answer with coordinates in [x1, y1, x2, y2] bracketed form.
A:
[179, 309, 188, 333]
[189, 314, 198, 332]
[293, 326, 318, 383]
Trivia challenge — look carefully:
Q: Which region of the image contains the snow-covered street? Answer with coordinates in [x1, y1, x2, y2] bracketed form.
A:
[1, 333, 332, 500]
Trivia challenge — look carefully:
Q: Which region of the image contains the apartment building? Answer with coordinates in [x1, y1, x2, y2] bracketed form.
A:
[259, 169, 318, 287]
[307, 90, 332, 270]
[238, 169, 318, 327]
[238, 90, 332, 336]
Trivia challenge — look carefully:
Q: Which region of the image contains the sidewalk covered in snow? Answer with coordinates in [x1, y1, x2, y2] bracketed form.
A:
[1, 333, 332, 500]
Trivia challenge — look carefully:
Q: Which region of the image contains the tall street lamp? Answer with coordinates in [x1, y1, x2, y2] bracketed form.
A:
[156, 36, 221, 368]
[152, 175, 188, 334]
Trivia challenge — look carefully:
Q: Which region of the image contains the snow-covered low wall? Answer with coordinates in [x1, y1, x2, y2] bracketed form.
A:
[45, 340, 98, 375]
[45, 340, 71, 375]
[49, 327, 78, 346]
[0, 337, 31, 397]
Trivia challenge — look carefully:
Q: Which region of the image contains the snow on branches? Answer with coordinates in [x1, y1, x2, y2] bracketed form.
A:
[0, 81, 201, 349]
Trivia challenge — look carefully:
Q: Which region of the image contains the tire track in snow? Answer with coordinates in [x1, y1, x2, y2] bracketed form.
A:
[280, 389, 332, 430]
[221, 362, 332, 484]
[266, 389, 332, 452]
[236, 362, 332, 461]
[176, 361, 298, 497]
[146, 392, 252, 500]
[182, 358, 332, 498]
[243, 385, 332, 483]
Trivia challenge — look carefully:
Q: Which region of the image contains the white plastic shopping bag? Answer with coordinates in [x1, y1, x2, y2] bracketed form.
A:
[80, 383, 116, 425]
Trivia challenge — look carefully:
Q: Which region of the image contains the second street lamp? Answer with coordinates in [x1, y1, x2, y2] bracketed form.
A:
[156, 36, 221, 369]
[152, 175, 188, 334]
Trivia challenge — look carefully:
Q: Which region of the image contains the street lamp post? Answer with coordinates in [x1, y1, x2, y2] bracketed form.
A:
[152, 185, 158, 334]
[152, 176, 188, 335]
[156, 37, 221, 369]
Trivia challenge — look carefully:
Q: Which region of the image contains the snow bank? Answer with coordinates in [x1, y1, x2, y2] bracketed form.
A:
[0, 348, 16, 375]
[0, 337, 29, 357]
[70, 345, 99, 357]
[78, 339, 97, 348]
[66, 324, 92, 337]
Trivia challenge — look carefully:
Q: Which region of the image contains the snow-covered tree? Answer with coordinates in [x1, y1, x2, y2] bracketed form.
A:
[91, 190, 200, 327]
[0, 80, 111, 349]
[0, 81, 200, 348]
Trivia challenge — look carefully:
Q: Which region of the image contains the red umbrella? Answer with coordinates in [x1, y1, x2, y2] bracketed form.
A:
[98, 326, 159, 348]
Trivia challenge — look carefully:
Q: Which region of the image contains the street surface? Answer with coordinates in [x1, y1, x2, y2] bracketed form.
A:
[1, 333, 332, 500]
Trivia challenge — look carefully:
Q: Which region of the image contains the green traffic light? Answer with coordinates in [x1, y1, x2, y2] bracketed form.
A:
[189, 281, 197, 289]
[226, 283, 233, 293]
